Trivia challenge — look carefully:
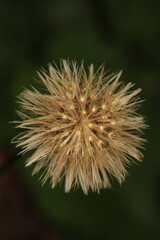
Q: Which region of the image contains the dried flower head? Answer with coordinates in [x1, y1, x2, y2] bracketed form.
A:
[13, 60, 146, 194]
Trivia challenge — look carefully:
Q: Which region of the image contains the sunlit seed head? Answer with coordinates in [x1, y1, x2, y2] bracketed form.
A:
[13, 59, 147, 194]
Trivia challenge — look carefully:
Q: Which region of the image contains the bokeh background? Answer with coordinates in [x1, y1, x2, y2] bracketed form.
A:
[0, 0, 160, 239]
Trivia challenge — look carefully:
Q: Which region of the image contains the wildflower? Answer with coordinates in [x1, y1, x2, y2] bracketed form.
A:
[13, 60, 146, 194]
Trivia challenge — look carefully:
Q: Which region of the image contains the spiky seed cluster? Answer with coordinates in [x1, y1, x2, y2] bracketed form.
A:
[13, 60, 146, 194]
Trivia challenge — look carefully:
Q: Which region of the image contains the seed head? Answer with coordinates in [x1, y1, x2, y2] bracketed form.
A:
[13, 60, 147, 194]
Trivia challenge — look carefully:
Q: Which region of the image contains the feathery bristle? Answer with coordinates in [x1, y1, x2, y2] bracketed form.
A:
[13, 60, 147, 194]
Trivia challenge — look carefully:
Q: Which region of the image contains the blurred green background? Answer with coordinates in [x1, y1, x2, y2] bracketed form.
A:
[0, 0, 160, 239]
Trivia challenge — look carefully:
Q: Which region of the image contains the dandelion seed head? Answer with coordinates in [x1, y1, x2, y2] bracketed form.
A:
[13, 60, 147, 194]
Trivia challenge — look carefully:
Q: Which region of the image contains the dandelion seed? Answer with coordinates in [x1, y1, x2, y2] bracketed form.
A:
[62, 115, 68, 119]
[80, 97, 85, 102]
[12, 60, 147, 194]
[89, 136, 92, 142]
[92, 107, 96, 112]
[102, 104, 106, 109]
[100, 126, 104, 131]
